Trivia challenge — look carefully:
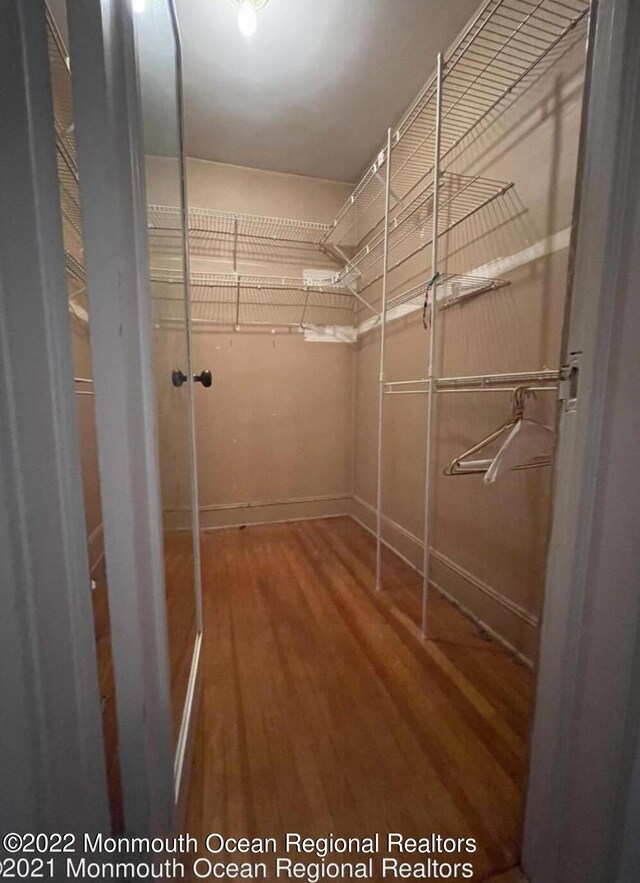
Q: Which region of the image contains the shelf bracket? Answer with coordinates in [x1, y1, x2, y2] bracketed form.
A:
[375, 170, 400, 207]
[344, 281, 380, 320]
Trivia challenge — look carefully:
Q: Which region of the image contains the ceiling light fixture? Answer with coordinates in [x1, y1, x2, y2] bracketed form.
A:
[231, 0, 269, 37]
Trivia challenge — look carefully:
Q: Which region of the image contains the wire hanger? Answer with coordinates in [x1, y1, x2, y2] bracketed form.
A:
[444, 386, 554, 480]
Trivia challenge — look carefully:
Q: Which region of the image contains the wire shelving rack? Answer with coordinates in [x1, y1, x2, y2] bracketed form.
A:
[367, 0, 590, 640]
[335, 173, 512, 291]
[149, 205, 331, 246]
[47, 9, 88, 317]
[387, 273, 510, 313]
[324, 0, 589, 255]
[150, 271, 356, 329]
[148, 204, 337, 268]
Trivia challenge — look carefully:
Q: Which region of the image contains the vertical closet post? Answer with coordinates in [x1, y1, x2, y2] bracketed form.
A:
[233, 216, 240, 330]
[233, 215, 238, 273]
[375, 127, 393, 591]
[235, 277, 241, 330]
[421, 53, 443, 638]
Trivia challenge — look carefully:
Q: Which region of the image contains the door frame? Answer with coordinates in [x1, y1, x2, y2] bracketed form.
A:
[0, 0, 109, 836]
[523, 0, 640, 880]
[67, 0, 201, 834]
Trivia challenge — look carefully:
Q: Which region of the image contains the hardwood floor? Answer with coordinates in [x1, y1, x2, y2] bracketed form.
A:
[185, 516, 534, 881]
[91, 557, 123, 833]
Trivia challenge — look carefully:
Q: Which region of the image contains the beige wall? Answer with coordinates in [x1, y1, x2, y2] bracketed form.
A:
[353, 39, 587, 661]
[192, 329, 354, 529]
[146, 158, 356, 528]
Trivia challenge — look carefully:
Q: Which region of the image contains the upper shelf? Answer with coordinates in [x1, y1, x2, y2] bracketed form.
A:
[324, 0, 590, 252]
[334, 172, 512, 291]
[149, 205, 331, 245]
[148, 205, 337, 268]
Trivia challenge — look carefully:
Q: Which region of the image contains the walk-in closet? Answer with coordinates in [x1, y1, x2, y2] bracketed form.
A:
[40, 0, 591, 879]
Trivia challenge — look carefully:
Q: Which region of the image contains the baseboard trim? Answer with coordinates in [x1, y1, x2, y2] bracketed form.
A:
[196, 494, 351, 530]
[201, 512, 347, 532]
[351, 496, 537, 663]
[429, 576, 534, 669]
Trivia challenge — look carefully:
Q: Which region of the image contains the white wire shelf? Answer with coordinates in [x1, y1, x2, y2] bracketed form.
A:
[386, 272, 510, 313]
[46, 10, 83, 249]
[148, 205, 337, 268]
[325, 0, 589, 251]
[150, 271, 356, 328]
[65, 251, 86, 286]
[336, 172, 512, 291]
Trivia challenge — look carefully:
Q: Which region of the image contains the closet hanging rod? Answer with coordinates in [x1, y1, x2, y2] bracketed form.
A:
[384, 369, 561, 391]
[74, 377, 93, 384]
[439, 369, 561, 388]
[384, 385, 558, 396]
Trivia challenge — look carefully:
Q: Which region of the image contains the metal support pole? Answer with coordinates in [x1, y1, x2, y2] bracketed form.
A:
[375, 127, 393, 591]
[422, 54, 443, 638]
[300, 288, 311, 328]
[232, 214, 238, 274]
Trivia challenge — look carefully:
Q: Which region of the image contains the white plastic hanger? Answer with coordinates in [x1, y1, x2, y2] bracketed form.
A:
[444, 386, 554, 483]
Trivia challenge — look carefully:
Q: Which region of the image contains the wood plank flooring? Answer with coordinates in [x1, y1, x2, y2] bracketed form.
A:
[185, 517, 534, 881]
[91, 556, 123, 833]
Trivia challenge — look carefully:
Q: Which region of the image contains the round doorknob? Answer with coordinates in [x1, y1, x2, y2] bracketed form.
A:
[194, 370, 212, 388]
[171, 369, 188, 388]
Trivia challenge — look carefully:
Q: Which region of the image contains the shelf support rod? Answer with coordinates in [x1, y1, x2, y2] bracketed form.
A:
[344, 281, 381, 320]
[300, 288, 311, 329]
[334, 243, 363, 280]
[375, 127, 393, 591]
[375, 169, 400, 207]
[233, 215, 238, 274]
[422, 53, 443, 638]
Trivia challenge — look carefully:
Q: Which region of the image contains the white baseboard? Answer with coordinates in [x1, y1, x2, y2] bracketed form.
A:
[182, 494, 351, 530]
[350, 495, 537, 664]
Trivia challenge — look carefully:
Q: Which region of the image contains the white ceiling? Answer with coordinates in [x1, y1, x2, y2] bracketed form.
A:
[176, 0, 481, 182]
[48, 0, 482, 184]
